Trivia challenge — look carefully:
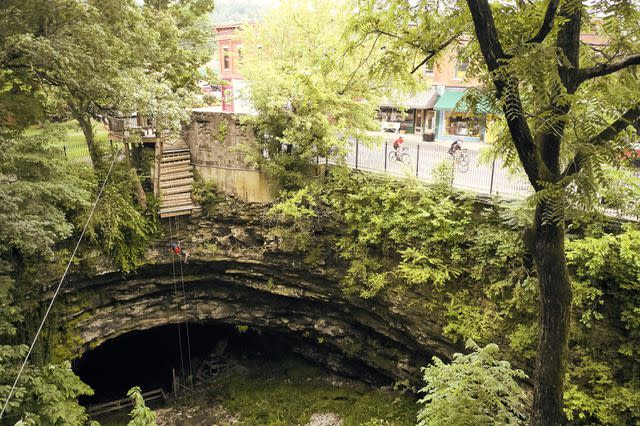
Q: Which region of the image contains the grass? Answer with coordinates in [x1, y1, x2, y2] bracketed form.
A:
[206, 357, 418, 426]
[24, 120, 109, 161]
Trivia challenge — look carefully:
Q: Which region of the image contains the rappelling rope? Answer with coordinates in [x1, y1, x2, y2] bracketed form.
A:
[168, 217, 186, 380]
[175, 215, 193, 380]
[0, 151, 120, 420]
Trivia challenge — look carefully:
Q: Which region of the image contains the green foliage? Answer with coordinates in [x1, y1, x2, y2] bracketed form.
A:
[567, 225, 640, 358]
[0, 131, 92, 257]
[268, 172, 474, 297]
[0, 263, 92, 426]
[126, 386, 158, 426]
[271, 171, 640, 424]
[240, 0, 387, 188]
[192, 179, 224, 212]
[212, 357, 417, 426]
[417, 340, 528, 426]
[85, 160, 159, 273]
[1, 0, 213, 163]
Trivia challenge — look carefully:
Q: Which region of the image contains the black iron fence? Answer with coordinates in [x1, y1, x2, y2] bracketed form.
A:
[332, 138, 533, 199]
[61, 143, 91, 162]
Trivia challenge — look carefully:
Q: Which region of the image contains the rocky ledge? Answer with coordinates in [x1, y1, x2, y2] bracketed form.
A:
[58, 196, 461, 387]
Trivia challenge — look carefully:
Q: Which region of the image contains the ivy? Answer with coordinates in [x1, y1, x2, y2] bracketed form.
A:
[270, 171, 640, 425]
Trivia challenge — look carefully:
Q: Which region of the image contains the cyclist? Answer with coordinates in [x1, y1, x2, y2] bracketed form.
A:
[393, 132, 405, 152]
[448, 138, 464, 156]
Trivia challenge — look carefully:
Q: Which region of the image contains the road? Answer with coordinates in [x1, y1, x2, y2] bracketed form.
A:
[337, 139, 533, 199]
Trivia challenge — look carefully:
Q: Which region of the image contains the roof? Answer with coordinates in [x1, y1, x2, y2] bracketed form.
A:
[380, 89, 438, 109]
[433, 89, 466, 111]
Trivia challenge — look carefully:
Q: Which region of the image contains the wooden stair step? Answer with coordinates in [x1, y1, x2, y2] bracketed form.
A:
[161, 200, 195, 209]
[161, 197, 193, 206]
[160, 164, 192, 173]
[162, 186, 194, 196]
[160, 171, 193, 181]
[161, 158, 190, 165]
[162, 154, 191, 163]
[163, 148, 191, 154]
[159, 177, 194, 189]
[159, 205, 201, 219]
[161, 192, 193, 201]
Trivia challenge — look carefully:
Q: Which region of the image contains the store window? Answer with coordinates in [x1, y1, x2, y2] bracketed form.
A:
[444, 112, 481, 137]
[223, 47, 230, 69]
[454, 61, 468, 80]
[378, 107, 415, 133]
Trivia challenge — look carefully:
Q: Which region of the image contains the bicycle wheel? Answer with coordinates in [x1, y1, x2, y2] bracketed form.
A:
[400, 153, 411, 165]
[388, 151, 397, 162]
[458, 155, 470, 173]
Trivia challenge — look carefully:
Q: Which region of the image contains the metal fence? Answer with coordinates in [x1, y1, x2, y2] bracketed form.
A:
[335, 138, 533, 199]
[61, 142, 91, 162]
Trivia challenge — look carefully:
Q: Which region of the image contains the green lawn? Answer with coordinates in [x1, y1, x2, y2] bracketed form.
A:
[25, 120, 109, 161]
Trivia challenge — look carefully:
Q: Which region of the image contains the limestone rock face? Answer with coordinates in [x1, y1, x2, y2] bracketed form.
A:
[60, 197, 460, 386]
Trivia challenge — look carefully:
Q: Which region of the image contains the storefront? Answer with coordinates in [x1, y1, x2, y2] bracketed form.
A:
[434, 89, 487, 142]
[377, 90, 438, 135]
[377, 107, 415, 133]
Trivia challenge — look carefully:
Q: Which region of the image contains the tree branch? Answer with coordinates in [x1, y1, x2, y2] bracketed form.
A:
[561, 104, 640, 178]
[466, 0, 541, 187]
[577, 53, 640, 83]
[526, 0, 560, 44]
[410, 33, 462, 74]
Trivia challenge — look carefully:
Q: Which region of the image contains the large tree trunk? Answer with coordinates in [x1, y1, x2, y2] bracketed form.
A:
[74, 112, 101, 167]
[531, 200, 572, 426]
[123, 142, 148, 209]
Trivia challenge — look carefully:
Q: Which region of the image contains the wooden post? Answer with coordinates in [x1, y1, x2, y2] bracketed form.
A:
[154, 136, 164, 198]
[172, 368, 177, 398]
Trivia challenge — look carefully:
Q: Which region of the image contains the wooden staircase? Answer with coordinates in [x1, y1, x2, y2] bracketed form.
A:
[158, 148, 200, 218]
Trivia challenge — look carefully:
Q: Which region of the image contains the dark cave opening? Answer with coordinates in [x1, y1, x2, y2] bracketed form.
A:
[73, 322, 306, 405]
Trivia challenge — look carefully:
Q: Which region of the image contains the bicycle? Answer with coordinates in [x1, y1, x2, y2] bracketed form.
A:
[451, 148, 470, 173]
[389, 145, 411, 165]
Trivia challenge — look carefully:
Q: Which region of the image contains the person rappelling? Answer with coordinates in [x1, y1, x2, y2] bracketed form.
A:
[171, 240, 190, 264]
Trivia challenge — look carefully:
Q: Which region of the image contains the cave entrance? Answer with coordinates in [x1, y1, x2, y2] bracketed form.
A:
[73, 322, 299, 405]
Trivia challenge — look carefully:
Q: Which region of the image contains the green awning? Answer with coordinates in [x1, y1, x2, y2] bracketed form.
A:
[433, 89, 495, 114]
[433, 90, 467, 111]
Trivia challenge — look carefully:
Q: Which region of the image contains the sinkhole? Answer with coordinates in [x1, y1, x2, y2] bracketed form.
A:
[73, 322, 307, 405]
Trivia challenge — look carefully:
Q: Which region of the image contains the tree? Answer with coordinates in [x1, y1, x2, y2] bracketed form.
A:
[240, 0, 393, 188]
[418, 340, 528, 426]
[0, 130, 92, 258]
[351, 1, 640, 423]
[0, 0, 213, 166]
[0, 262, 93, 425]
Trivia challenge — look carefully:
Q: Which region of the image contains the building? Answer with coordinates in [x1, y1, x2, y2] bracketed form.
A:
[380, 45, 490, 143]
[214, 23, 253, 114]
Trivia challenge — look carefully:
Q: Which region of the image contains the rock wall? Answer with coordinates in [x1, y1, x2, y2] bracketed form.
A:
[182, 111, 274, 202]
[59, 197, 461, 387]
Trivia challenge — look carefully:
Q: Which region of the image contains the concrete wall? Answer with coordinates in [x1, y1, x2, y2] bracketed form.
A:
[182, 111, 275, 202]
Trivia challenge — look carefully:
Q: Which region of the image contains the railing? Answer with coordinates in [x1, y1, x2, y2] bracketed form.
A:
[323, 138, 533, 200]
[107, 116, 158, 141]
[86, 388, 167, 417]
[61, 143, 91, 162]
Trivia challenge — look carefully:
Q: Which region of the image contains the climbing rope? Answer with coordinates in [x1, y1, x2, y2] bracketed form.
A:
[0, 151, 120, 420]
[168, 217, 186, 380]
[168, 215, 194, 387]
[174, 215, 194, 380]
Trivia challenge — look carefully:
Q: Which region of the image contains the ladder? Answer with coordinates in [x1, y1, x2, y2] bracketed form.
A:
[158, 148, 200, 218]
